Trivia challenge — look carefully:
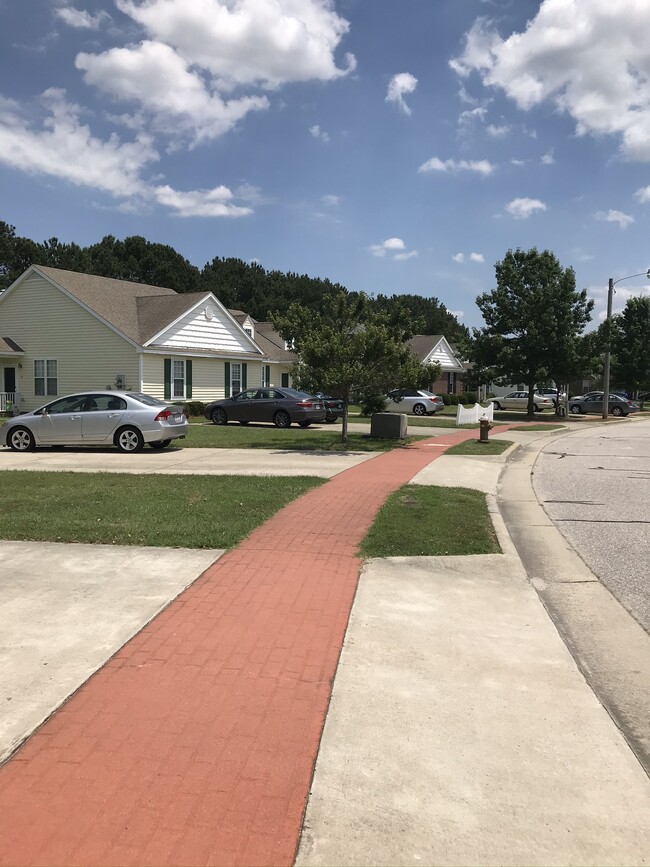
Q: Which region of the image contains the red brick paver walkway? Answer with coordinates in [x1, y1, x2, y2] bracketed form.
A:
[0, 429, 495, 867]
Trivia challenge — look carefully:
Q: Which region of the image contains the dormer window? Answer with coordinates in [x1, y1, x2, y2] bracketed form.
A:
[244, 326, 253, 338]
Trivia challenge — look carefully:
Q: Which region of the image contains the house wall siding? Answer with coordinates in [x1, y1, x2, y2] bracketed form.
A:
[153, 305, 260, 355]
[0, 273, 139, 411]
[142, 356, 293, 401]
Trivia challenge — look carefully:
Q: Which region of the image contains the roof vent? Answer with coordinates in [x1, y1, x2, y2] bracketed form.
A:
[205, 306, 214, 320]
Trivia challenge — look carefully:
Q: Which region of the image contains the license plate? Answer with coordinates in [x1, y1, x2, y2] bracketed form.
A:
[172, 414, 183, 422]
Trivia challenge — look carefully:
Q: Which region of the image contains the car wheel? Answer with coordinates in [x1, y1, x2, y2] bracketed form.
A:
[298, 421, 312, 428]
[7, 426, 35, 452]
[533, 403, 540, 412]
[324, 416, 337, 423]
[570, 404, 582, 414]
[273, 410, 291, 428]
[492, 402, 501, 411]
[114, 426, 144, 453]
[413, 403, 427, 416]
[149, 440, 171, 449]
[611, 406, 624, 417]
[211, 408, 227, 425]
[239, 420, 250, 425]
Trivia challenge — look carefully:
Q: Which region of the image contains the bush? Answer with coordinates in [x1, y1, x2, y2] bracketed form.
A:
[359, 393, 388, 416]
[173, 400, 206, 418]
[459, 392, 478, 404]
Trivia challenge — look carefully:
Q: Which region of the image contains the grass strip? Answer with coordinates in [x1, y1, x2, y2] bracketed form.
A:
[444, 439, 513, 456]
[508, 424, 565, 432]
[359, 484, 500, 558]
[183, 424, 423, 451]
[0, 471, 323, 548]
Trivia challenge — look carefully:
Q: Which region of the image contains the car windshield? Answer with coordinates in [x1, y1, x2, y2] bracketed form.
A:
[281, 388, 314, 400]
[127, 392, 169, 407]
[419, 390, 437, 397]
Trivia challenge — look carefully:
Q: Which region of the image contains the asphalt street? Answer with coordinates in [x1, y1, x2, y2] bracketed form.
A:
[532, 418, 650, 634]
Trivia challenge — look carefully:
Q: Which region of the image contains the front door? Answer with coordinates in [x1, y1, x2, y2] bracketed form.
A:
[3, 367, 16, 394]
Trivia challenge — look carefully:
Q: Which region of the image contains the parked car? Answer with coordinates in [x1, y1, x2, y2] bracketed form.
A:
[569, 392, 639, 416]
[313, 392, 344, 423]
[384, 389, 445, 416]
[0, 391, 188, 453]
[490, 392, 554, 412]
[204, 387, 326, 428]
[536, 387, 567, 406]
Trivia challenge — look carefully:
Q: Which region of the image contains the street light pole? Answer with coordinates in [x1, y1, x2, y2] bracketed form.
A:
[601, 277, 614, 419]
[602, 269, 650, 419]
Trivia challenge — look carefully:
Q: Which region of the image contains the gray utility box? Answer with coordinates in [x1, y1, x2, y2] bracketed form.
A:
[370, 412, 408, 438]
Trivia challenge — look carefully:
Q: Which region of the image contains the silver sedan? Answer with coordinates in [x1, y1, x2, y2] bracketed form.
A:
[490, 391, 555, 412]
[0, 391, 188, 453]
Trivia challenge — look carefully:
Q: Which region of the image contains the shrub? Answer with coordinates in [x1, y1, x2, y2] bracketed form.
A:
[173, 400, 206, 418]
[459, 392, 478, 404]
[441, 394, 452, 405]
[359, 393, 388, 416]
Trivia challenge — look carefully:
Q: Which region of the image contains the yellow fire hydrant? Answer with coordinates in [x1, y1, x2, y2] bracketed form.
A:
[479, 415, 492, 443]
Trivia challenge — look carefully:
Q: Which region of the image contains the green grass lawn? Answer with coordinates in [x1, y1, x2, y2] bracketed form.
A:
[359, 484, 500, 558]
[182, 423, 424, 451]
[444, 439, 514, 456]
[0, 471, 324, 548]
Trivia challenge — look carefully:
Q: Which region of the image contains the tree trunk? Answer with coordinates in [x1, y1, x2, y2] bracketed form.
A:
[527, 383, 536, 417]
[341, 395, 349, 443]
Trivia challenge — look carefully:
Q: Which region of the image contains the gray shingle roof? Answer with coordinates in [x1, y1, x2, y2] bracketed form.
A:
[0, 336, 25, 353]
[408, 335, 443, 362]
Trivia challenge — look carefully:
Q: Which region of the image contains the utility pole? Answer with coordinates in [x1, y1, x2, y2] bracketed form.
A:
[602, 277, 614, 419]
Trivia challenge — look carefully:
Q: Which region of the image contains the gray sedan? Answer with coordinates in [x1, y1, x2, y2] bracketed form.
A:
[0, 391, 188, 452]
[204, 387, 326, 427]
[569, 392, 639, 417]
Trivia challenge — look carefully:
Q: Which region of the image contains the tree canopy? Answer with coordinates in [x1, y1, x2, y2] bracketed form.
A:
[470, 247, 594, 414]
[0, 222, 464, 344]
[610, 296, 650, 396]
[272, 291, 439, 440]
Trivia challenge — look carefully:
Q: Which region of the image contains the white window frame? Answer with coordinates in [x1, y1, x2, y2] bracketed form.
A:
[231, 362, 242, 395]
[34, 359, 58, 397]
[262, 364, 271, 388]
[172, 359, 186, 399]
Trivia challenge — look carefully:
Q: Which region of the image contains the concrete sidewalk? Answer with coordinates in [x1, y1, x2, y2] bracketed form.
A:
[1, 424, 649, 865]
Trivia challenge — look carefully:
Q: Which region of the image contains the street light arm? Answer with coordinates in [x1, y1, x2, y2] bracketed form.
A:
[612, 269, 650, 288]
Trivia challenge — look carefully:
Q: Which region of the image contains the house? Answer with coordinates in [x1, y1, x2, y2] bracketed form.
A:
[408, 335, 466, 395]
[0, 265, 294, 413]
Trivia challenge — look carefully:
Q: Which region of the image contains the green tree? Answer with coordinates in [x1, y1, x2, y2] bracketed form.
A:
[610, 296, 650, 397]
[0, 222, 41, 291]
[373, 293, 469, 345]
[473, 248, 594, 416]
[272, 291, 439, 441]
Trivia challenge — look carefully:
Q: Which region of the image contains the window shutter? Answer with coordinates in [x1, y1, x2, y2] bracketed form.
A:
[164, 359, 171, 400]
[242, 363, 247, 390]
[186, 360, 193, 398]
[225, 361, 231, 398]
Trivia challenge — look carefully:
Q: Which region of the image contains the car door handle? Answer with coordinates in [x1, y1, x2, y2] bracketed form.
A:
[70, 415, 82, 420]
[108, 413, 121, 418]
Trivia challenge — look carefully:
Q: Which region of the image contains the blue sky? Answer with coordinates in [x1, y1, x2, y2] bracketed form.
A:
[2, 0, 650, 329]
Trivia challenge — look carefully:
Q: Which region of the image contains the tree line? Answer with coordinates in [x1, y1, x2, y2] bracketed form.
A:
[0, 221, 468, 342]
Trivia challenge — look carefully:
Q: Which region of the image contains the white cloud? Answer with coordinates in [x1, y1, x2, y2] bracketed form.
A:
[453, 252, 484, 263]
[418, 156, 495, 175]
[309, 124, 329, 143]
[369, 237, 416, 260]
[470, 252, 484, 262]
[541, 150, 555, 165]
[449, 310, 464, 319]
[54, 5, 110, 29]
[634, 185, 650, 204]
[322, 194, 340, 206]
[0, 90, 155, 198]
[153, 184, 252, 217]
[76, 41, 269, 145]
[114, 0, 356, 90]
[505, 197, 547, 219]
[486, 123, 509, 137]
[0, 90, 254, 218]
[452, 253, 465, 263]
[451, 2, 650, 161]
[511, 158, 526, 166]
[385, 72, 418, 115]
[394, 250, 418, 261]
[595, 209, 634, 229]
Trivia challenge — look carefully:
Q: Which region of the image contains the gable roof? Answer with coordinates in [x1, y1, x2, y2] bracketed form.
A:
[32, 265, 176, 344]
[253, 322, 295, 363]
[137, 292, 211, 344]
[0, 336, 25, 354]
[408, 335, 444, 362]
[408, 334, 465, 371]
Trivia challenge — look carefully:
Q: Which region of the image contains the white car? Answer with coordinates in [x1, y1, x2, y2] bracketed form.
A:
[490, 391, 554, 412]
[384, 389, 445, 416]
[1, 391, 188, 452]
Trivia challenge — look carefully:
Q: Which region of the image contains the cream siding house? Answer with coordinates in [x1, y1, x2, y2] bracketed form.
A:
[0, 266, 295, 412]
[408, 335, 466, 395]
